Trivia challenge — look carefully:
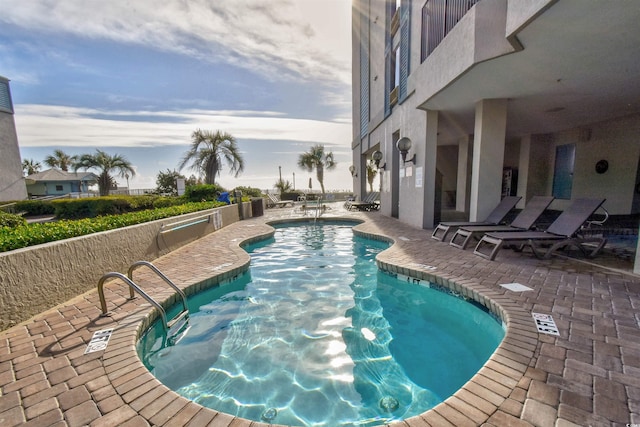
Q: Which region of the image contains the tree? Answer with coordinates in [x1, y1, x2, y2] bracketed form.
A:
[22, 159, 41, 176]
[74, 149, 135, 196]
[297, 144, 337, 196]
[155, 169, 186, 196]
[366, 160, 378, 192]
[274, 178, 293, 194]
[44, 149, 77, 171]
[178, 129, 244, 185]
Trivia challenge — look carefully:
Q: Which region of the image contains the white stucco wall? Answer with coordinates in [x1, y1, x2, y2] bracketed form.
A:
[544, 115, 640, 214]
[0, 203, 253, 331]
[0, 112, 27, 202]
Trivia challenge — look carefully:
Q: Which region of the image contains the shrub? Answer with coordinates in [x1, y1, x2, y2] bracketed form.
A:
[0, 211, 27, 228]
[0, 201, 225, 252]
[52, 196, 185, 219]
[184, 184, 226, 202]
[234, 186, 263, 198]
[12, 200, 56, 216]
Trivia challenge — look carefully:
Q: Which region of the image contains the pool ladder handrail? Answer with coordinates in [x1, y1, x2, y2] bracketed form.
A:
[97, 261, 189, 335]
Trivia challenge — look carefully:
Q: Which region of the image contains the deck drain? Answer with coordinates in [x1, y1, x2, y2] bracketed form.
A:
[500, 283, 533, 292]
[261, 407, 277, 422]
[379, 396, 399, 412]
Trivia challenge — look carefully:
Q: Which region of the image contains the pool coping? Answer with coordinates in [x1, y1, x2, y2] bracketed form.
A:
[101, 216, 536, 427]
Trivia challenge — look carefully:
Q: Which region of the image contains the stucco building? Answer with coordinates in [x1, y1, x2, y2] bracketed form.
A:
[0, 76, 27, 202]
[351, 0, 640, 229]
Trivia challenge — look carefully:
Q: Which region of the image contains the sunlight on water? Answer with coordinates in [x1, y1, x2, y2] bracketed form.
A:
[138, 222, 504, 427]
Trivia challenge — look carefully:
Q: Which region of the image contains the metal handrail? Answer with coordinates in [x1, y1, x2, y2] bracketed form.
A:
[127, 261, 188, 314]
[97, 261, 190, 334]
[97, 272, 169, 330]
[159, 213, 211, 234]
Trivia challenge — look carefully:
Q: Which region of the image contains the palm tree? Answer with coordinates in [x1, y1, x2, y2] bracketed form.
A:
[73, 149, 135, 196]
[274, 178, 293, 195]
[366, 159, 378, 192]
[297, 144, 337, 196]
[178, 129, 244, 185]
[22, 158, 41, 176]
[44, 149, 77, 171]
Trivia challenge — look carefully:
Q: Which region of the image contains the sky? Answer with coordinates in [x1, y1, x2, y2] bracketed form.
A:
[0, 0, 354, 192]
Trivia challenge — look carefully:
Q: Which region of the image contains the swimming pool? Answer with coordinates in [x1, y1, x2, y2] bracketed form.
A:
[138, 222, 505, 426]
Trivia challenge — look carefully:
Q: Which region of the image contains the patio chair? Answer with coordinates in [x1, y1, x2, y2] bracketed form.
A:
[431, 196, 521, 242]
[347, 192, 379, 211]
[473, 198, 607, 261]
[266, 193, 294, 208]
[449, 196, 554, 249]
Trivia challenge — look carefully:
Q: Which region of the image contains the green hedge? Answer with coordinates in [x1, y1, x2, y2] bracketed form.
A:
[0, 201, 224, 252]
[0, 211, 27, 228]
[184, 184, 228, 202]
[11, 200, 56, 216]
[52, 195, 183, 219]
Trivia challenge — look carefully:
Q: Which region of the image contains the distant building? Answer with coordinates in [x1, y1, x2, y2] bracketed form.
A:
[25, 169, 98, 198]
[0, 76, 27, 202]
[352, 0, 640, 228]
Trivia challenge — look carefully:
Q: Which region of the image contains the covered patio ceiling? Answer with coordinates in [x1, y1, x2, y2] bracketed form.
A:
[421, 0, 640, 145]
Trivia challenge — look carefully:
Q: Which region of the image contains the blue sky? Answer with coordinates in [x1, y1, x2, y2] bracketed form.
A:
[1, 0, 353, 192]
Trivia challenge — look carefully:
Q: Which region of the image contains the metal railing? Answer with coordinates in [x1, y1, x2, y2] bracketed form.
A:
[97, 261, 189, 335]
[159, 213, 212, 234]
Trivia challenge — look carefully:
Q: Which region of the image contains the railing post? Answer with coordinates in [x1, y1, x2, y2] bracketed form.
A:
[235, 190, 244, 220]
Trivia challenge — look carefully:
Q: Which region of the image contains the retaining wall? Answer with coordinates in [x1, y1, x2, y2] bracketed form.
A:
[0, 202, 254, 331]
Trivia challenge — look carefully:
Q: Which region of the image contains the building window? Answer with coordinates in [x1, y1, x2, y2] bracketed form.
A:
[0, 80, 13, 114]
[394, 46, 400, 90]
[552, 144, 576, 199]
[421, 4, 429, 62]
[358, 2, 370, 139]
[55, 185, 64, 192]
[398, 0, 411, 102]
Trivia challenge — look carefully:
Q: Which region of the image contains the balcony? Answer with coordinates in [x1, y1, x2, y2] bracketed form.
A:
[389, 86, 399, 106]
[390, 8, 400, 35]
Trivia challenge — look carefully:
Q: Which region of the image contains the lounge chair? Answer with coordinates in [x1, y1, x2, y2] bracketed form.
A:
[449, 196, 554, 249]
[347, 192, 379, 211]
[431, 196, 521, 242]
[266, 193, 294, 208]
[473, 198, 607, 261]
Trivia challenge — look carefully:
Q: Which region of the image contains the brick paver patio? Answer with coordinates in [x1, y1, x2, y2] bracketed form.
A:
[1, 203, 638, 426]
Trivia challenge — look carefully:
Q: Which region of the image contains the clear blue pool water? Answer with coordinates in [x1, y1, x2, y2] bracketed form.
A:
[138, 222, 505, 426]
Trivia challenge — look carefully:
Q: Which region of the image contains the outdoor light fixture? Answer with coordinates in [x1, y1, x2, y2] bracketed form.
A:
[372, 150, 386, 170]
[397, 137, 416, 164]
[349, 165, 358, 177]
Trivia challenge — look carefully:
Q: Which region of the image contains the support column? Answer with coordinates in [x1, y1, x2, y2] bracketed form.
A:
[516, 135, 532, 208]
[470, 99, 507, 221]
[422, 109, 439, 228]
[456, 135, 471, 212]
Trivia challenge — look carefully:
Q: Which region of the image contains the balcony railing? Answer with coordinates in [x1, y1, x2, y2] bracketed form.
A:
[390, 8, 400, 35]
[389, 86, 399, 106]
[423, 0, 481, 60]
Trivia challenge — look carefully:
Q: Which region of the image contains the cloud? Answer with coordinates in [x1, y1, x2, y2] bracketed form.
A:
[0, 0, 351, 86]
[14, 104, 352, 149]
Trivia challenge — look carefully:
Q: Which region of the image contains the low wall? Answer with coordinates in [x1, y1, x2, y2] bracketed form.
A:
[0, 202, 254, 331]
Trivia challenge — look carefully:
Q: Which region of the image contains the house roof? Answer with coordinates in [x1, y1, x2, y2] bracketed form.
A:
[25, 169, 99, 184]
